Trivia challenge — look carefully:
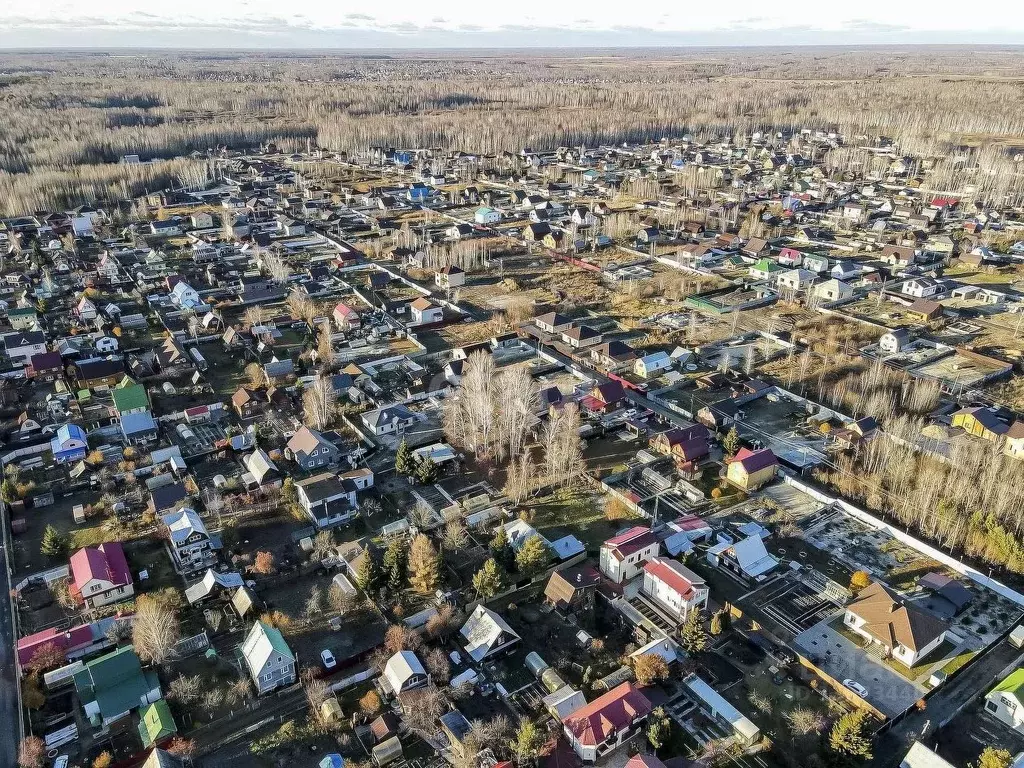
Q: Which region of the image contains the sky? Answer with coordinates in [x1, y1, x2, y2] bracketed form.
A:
[2, 0, 1023, 48]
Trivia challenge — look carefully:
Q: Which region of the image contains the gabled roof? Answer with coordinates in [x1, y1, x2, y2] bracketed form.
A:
[112, 383, 148, 413]
[73, 646, 153, 720]
[287, 425, 328, 455]
[241, 620, 295, 674]
[138, 699, 177, 748]
[460, 605, 519, 662]
[643, 557, 704, 600]
[731, 447, 778, 474]
[383, 650, 426, 691]
[562, 682, 652, 746]
[70, 542, 131, 591]
[603, 526, 658, 561]
[990, 669, 1024, 702]
[161, 507, 207, 545]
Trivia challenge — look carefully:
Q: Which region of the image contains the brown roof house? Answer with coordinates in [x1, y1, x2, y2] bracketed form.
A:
[842, 581, 948, 667]
[544, 564, 601, 617]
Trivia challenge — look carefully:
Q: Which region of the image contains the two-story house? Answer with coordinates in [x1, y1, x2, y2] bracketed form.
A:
[70, 542, 135, 609]
[640, 557, 709, 623]
[286, 426, 342, 470]
[599, 527, 660, 584]
[409, 297, 444, 325]
[241, 620, 296, 694]
[562, 682, 653, 763]
[161, 507, 217, 575]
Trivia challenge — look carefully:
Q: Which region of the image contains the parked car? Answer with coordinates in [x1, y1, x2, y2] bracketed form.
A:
[320, 649, 337, 670]
[843, 679, 869, 697]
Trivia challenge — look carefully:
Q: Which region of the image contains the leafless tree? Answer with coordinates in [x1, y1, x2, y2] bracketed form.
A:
[302, 377, 337, 430]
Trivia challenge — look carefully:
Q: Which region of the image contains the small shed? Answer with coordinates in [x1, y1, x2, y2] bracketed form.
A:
[372, 735, 403, 766]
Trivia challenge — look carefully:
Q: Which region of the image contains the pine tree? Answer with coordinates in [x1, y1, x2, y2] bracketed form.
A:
[472, 558, 504, 598]
[356, 547, 383, 593]
[490, 525, 515, 571]
[395, 440, 415, 476]
[515, 534, 550, 577]
[722, 426, 740, 457]
[414, 457, 440, 485]
[680, 609, 709, 654]
[408, 534, 441, 595]
[828, 709, 873, 760]
[40, 525, 69, 558]
[383, 537, 408, 591]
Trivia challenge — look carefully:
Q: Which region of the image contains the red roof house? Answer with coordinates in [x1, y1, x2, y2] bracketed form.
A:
[70, 542, 135, 609]
[599, 527, 660, 584]
[562, 682, 653, 761]
[17, 623, 94, 668]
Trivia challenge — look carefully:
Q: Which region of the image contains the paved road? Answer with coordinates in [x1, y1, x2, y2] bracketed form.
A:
[0, 524, 19, 768]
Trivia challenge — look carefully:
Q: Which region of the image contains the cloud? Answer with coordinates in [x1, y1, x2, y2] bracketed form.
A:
[842, 18, 911, 32]
[345, 13, 375, 20]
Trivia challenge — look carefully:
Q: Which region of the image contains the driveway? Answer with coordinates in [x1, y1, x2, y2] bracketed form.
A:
[795, 618, 922, 718]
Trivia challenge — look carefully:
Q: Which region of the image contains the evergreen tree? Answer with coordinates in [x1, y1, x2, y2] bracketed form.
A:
[646, 707, 671, 750]
[383, 537, 408, 591]
[490, 525, 515, 571]
[472, 558, 504, 598]
[722, 426, 740, 457]
[515, 534, 550, 577]
[680, 609, 709, 654]
[414, 456, 440, 485]
[356, 547, 383, 593]
[828, 709, 873, 761]
[395, 440, 415, 476]
[408, 534, 441, 595]
[40, 525, 69, 558]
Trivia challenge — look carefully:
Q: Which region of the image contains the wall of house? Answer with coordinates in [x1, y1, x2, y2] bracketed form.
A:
[986, 693, 1024, 731]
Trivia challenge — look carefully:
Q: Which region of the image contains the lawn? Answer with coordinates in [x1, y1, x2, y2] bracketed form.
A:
[882, 639, 958, 683]
[938, 649, 979, 678]
[524, 488, 622, 552]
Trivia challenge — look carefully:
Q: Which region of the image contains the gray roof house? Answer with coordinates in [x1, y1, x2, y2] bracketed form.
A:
[286, 426, 342, 471]
[361, 405, 417, 437]
[460, 605, 521, 663]
[241, 620, 296, 694]
[161, 507, 217, 575]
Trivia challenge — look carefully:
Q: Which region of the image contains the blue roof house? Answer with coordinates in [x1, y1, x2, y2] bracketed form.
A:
[121, 411, 159, 446]
[51, 424, 88, 463]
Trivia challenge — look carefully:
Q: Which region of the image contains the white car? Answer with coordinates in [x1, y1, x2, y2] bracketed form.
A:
[320, 649, 337, 670]
[843, 679, 868, 697]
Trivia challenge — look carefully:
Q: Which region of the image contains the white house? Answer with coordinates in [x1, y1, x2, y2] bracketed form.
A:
[706, 535, 778, 583]
[361, 405, 417, 437]
[812, 279, 853, 302]
[409, 297, 444, 325]
[599, 527, 660, 584]
[2, 331, 47, 364]
[170, 282, 204, 311]
[776, 268, 817, 294]
[534, 312, 573, 334]
[382, 651, 428, 696]
[879, 328, 911, 354]
[985, 670, 1024, 734]
[161, 507, 216, 575]
[460, 605, 521, 663]
[70, 542, 135, 609]
[901, 277, 941, 299]
[435, 266, 466, 289]
[241, 621, 297, 694]
[474, 207, 501, 225]
[900, 743, 955, 768]
[843, 581, 948, 667]
[640, 557, 709, 623]
[634, 351, 673, 379]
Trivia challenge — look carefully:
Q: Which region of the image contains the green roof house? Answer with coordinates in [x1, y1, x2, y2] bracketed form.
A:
[142, 749, 186, 768]
[749, 258, 785, 280]
[138, 699, 177, 748]
[241, 620, 296, 694]
[112, 383, 149, 416]
[985, 669, 1024, 732]
[73, 646, 162, 727]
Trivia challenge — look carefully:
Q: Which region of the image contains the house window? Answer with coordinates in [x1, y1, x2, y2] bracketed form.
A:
[1004, 696, 1017, 712]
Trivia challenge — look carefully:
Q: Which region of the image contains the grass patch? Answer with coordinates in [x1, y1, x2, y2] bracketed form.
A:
[939, 649, 979, 677]
[69, 524, 117, 550]
[883, 639, 959, 682]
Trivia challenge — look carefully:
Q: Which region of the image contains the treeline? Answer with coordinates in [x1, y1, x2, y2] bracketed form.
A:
[2, 48, 1024, 215]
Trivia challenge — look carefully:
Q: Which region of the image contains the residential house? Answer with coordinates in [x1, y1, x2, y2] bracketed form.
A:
[120, 410, 159, 445]
[776, 268, 817, 295]
[286, 426, 343, 470]
[562, 682, 653, 763]
[161, 507, 217, 575]
[51, 424, 89, 463]
[580, 381, 626, 415]
[590, 340, 637, 372]
[902, 278, 941, 299]
[74, 358, 125, 388]
[244, 449, 282, 488]
[649, 425, 707, 458]
[951, 406, 1010, 442]
[170, 281, 204, 311]
[634, 351, 673, 379]
[813, 279, 853, 302]
[112, 383, 149, 417]
[241, 620, 297, 694]
[802, 254, 831, 274]
[706, 535, 779, 582]
[73, 646, 162, 727]
[599, 527, 660, 584]
[362, 405, 417, 437]
[906, 299, 942, 322]
[726, 448, 778, 491]
[879, 328, 911, 354]
[535, 312, 573, 335]
[232, 387, 267, 419]
[474, 207, 501, 225]
[2, 330, 47, 364]
[8, 306, 39, 331]
[460, 605, 521, 663]
[70, 542, 135, 608]
[409, 297, 443, 325]
[544, 564, 602, 617]
[332, 302, 361, 331]
[844, 581, 948, 667]
[184, 569, 243, 606]
[138, 699, 178, 749]
[381, 651, 428, 697]
[561, 325, 602, 349]
[435, 266, 466, 290]
[900, 743, 956, 768]
[749, 258, 785, 280]
[1003, 422, 1024, 460]
[640, 557, 709, 623]
[296, 472, 359, 528]
[27, 351, 63, 382]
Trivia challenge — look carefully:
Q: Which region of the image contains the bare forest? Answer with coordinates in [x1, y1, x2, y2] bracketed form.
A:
[2, 47, 1024, 215]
